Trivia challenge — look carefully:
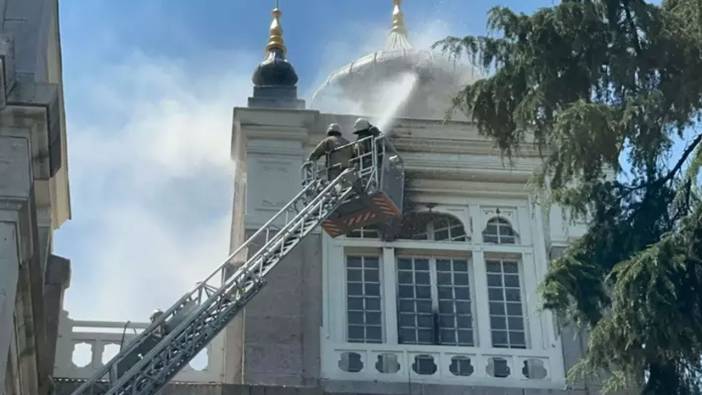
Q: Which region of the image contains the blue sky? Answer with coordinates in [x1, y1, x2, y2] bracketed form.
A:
[54, 0, 558, 321]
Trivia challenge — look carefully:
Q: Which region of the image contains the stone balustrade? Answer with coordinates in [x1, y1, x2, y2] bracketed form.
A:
[53, 311, 224, 383]
[322, 341, 565, 389]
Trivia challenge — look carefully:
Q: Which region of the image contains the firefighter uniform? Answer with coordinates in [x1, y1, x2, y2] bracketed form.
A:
[308, 123, 352, 180]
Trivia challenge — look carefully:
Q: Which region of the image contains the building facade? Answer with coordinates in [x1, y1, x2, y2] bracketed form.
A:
[52, 2, 605, 394]
[223, 2, 594, 394]
[0, 0, 71, 394]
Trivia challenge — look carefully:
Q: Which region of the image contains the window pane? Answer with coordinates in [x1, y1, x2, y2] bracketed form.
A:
[365, 297, 381, 311]
[437, 272, 452, 285]
[348, 326, 364, 340]
[418, 330, 434, 344]
[453, 260, 468, 271]
[415, 272, 430, 284]
[348, 297, 363, 310]
[399, 313, 415, 326]
[456, 315, 472, 329]
[505, 289, 521, 301]
[508, 317, 524, 330]
[348, 283, 363, 296]
[366, 284, 380, 296]
[347, 269, 362, 282]
[509, 331, 526, 348]
[486, 261, 501, 273]
[455, 302, 471, 314]
[454, 274, 469, 286]
[440, 329, 456, 343]
[491, 316, 507, 330]
[398, 258, 412, 270]
[488, 288, 504, 301]
[489, 302, 506, 315]
[415, 259, 429, 271]
[398, 271, 413, 284]
[366, 312, 381, 325]
[365, 258, 379, 268]
[457, 330, 473, 345]
[437, 260, 451, 271]
[346, 256, 383, 344]
[366, 326, 382, 342]
[438, 301, 454, 314]
[364, 269, 379, 282]
[438, 286, 453, 299]
[454, 287, 470, 300]
[416, 286, 431, 298]
[399, 300, 415, 312]
[504, 274, 520, 287]
[417, 314, 433, 328]
[399, 328, 416, 344]
[347, 257, 362, 268]
[348, 312, 364, 325]
[439, 315, 455, 328]
[492, 330, 508, 346]
[503, 262, 519, 273]
[488, 274, 502, 286]
[506, 303, 523, 316]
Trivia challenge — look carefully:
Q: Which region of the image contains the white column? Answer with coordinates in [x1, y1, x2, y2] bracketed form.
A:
[0, 221, 20, 389]
[382, 247, 398, 344]
[472, 249, 491, 349]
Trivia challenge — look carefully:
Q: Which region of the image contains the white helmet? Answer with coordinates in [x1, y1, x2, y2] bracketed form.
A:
[326, 123, 342, 136]
[353, 118, 371, 133]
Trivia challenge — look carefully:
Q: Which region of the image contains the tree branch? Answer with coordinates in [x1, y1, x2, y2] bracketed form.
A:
[659, 133, 702, 185]
[625, 134, 702, 191]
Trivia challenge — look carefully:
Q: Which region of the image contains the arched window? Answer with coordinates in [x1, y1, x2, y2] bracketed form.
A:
[399, 212, 468, 242]
[482, 217, 517, 244]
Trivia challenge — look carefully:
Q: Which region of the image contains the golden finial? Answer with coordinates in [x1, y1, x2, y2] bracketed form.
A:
[386, 0, 412, 50]
[266, 3, 286, 54]
[391, 0, 407, 36]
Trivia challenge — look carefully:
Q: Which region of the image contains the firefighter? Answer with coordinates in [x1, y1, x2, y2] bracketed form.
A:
[308, 123, 352, 180]
[352, 118, 382, 171]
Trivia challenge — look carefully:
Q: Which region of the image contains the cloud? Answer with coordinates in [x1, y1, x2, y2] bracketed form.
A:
[58, 50, 256, 321]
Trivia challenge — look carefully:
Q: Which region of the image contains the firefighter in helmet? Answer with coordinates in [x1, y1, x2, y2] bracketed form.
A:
[352, 118, 382, 171]
[308, 123, 352, 180]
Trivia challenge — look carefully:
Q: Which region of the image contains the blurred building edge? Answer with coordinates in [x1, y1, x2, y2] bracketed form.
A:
[0, 0, 72, 394]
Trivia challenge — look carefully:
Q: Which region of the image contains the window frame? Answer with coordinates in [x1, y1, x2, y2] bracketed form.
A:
[328, 202, 542, 352]
[484, 255, 529, 349]
[395, 253, 476, 347]
[344, 253, 385, 344]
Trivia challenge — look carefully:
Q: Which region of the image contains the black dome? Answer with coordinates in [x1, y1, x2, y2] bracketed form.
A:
[252, 49, 298, 87]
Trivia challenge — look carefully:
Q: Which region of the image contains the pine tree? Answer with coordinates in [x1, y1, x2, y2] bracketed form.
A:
[436, 1, 702, 393]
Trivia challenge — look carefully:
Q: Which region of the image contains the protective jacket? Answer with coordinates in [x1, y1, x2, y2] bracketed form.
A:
[308, 135, 352, 171]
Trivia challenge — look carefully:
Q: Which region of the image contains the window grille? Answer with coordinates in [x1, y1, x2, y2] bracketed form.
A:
[486, 259, 526, 349]
[347, 255, 383, 343]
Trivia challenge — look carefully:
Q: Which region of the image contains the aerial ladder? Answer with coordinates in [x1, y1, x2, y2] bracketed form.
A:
[68, 135, 405, 395]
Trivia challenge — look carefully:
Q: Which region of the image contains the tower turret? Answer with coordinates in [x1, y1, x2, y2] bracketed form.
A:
[248, 4, 305, 109]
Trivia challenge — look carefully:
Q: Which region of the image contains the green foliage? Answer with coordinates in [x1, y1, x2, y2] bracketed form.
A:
[437, 0, 702, 393]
